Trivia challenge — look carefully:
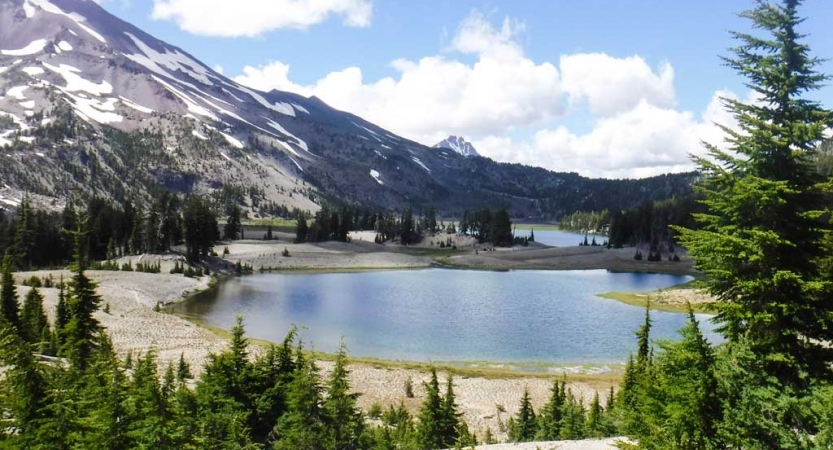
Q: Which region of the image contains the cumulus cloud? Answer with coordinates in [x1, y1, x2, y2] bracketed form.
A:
[235, 11, 564, 144]
[151, 0, 372, 37]
[233, 10, 738, 178]
[474, 91, 740, 178]
[560, 53, 676, 116]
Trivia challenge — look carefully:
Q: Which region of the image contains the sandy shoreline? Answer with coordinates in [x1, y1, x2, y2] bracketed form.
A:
[12, 236, 712, 443]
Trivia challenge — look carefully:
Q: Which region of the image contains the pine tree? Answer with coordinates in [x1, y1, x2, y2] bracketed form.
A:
[55, 277, 69, 345]
[323, 343, 364, 450]
[62, 224, 103, 370]
[13, 196, 35, 269]
[439, 374, 462, 446]
[295, 216, 308, 243]
[636, 307, 722, 449]
[0, 322, 50, 444]
[273, 358, 327, 450]
[509, 387, 537, 442]
[536, 378, 565, 440]
[224, 205, 243, 241]
[0, 252, 21, 332]
[586, 391, 602, 437]
[674, 0, 833, 385]
[21, 286, 49, 346]
[417, 369, 444, 450]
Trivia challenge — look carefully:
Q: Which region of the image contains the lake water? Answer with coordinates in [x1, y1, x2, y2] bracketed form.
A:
[514, 229, 606, 247]
[176, 269, 720, 365]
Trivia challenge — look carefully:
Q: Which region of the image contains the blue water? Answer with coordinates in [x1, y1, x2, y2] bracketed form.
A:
[178, 269, 719, 364]
[514, 229, 606, 248]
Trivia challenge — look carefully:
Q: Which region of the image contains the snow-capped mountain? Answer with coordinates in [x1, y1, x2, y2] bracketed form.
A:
[434, 136, 479, 157]
[0, 0, 694, 218]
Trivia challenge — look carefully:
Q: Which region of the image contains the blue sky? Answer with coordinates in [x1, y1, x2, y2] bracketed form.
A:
[102, 0, 833, 178]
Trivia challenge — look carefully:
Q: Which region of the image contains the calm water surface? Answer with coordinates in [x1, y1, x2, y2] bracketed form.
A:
[514, 229, 606, 247]
[177, 269, 719, 364]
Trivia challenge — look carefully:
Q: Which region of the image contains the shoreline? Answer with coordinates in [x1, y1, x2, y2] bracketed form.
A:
[12, 241, 712, 441]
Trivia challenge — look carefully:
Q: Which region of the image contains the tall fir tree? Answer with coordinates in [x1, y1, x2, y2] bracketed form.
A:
[674, 0, 833, 386]
[509, 387, 537, 442]
[21, 286, 49, 346]
[0, 252, 21, 333]
[62, 223, 103, 370]
[323, 343, 364, 450]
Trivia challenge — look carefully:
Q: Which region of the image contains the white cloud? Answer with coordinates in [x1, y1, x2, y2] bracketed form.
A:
[474, 91, 741, 178]
[235, 11, 564, 144]
[233, 10, 739, 178]
[151, 0, 372, 37]
[560, 53, 676, 116]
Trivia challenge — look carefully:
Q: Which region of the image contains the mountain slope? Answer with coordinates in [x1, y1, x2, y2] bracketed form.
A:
[0, 0, 694, 218]
[434, 135, 479, 157]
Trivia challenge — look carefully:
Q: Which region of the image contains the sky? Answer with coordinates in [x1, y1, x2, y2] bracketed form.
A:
[99, 0, 833, 179]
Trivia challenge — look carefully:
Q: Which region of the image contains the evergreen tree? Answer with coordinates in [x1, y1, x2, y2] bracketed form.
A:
[295, 216, 308, 243]
[674, 0, 833, 385]
[21, 286, 49, 346]
[0, 252, 21, 332]
[417, 369, 444, 450]
[0, 322, 49, 445]
[323, 343, 364, 450]
[224, 205, 243, 241]
[55, 277, 69, 345]
[636, 308, 722, 449]
[509, 387, 537, 442]
[439, 374, 462, 446]
[536, 379, 565, 440]
[13, 196, 35, 270]
[62, 225, 103, 370]
[586, 391, 602, 437]
[273, 358, 327, 450]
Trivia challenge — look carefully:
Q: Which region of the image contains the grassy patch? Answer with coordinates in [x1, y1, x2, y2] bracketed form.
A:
[513, 223, 562, 231]
[597, 291, 713, 314]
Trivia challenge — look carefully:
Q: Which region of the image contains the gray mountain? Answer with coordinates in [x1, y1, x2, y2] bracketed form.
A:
[434, 135, 479, 157]
[0, 0, 694, 218]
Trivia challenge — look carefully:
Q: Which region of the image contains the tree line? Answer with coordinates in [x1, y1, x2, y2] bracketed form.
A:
[0, 193, 224, 270]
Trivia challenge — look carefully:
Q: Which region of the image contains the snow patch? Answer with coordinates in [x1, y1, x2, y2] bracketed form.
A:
[22, 1, 36, 17]
[411, 157, 431, 173]
[220, 131, 244, 149]
[380, 144, 392, 150]
[192, 129, 207, 140]
[0, 67, 7, 75]
[19, 136, 35, 143]
[57, 41, 73, 52]
[123, 33, 214, 86]
[226, 81, 295, 117]
[62, 93, 122, 124]
[369, 169, 384, 185]
[26, 0, 106, 44]
[291, 103, 309, 114]
[6, 86, 28, 100]
[119, 96, 154, 114]
[22, 66, 44, 76]
[1, 39, 47, 56]
[220, 152, 232, 162]
[151, 75, 217, 119]
[42, 62, 113, 96]
[265, 119, 309, 152]
[19, 100, 35, 109]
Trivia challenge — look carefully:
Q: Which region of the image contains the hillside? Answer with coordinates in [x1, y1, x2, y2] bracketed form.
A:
[0, 0, 694, 218]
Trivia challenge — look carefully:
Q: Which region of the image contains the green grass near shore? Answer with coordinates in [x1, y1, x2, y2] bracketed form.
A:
[597, 291, 713, 314]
